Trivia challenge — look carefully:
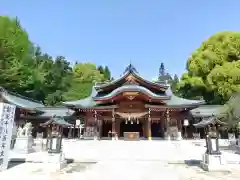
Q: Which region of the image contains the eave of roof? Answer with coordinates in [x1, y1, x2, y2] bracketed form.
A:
[163, 94, 205, 108]
[190, 105, 223, 118]
[62, 86, 98, 108]
[193, 116, 227, 128]
[63, 96, 98, 108]
[40, 117, 72, 127]
[63, 86, 204, 109]
[36, 107, 75, 117]
[93, 85, 170, 101]
[0, 87, 44, 110]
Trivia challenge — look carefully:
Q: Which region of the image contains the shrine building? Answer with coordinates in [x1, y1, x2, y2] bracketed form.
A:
[63, 64, 205, 140]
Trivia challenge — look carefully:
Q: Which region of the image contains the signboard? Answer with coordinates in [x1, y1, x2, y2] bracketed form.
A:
[0, 103, 16, 171]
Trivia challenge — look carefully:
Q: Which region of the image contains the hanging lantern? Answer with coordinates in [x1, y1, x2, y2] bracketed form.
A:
[137, 120, 139, 124]
[184, 119, 189, 127]
[131, 120, 133, 124]
[125, 119, 127, 124]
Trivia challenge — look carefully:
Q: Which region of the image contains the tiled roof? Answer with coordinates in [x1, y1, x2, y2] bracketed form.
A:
[190, 105, 223, 118]
[164, 95, 205, 107]
[36, 107, 75, 117]
[193, 116, 227, 128]
[0, 87, 44, 110]
[40, 117, 72, 127]
[62, 87, 99, 108]
[95, 64, 169, 90]
[163, 87, 205, 107]
[63, 86, 205, 108]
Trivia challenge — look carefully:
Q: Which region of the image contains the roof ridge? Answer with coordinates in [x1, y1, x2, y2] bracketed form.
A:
[0, 87, 44, 105]
[95, 71, 169, 90]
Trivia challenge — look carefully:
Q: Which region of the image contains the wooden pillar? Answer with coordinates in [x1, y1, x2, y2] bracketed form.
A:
[115, 119, 120, 138]
[176, 113, 182, 140]
[112, 109, 116, 140]
[160, 111, 164, 138]
[94, 110, 98, 140]
[165, 109, 170, 140]
[68, 127, 72, 139]
[99, 120, 103, 139]
[143, 118, 147, 138]
[73, 124, 75, 138]
[216, 124, 220, 154]
[148, 108, 152, 140]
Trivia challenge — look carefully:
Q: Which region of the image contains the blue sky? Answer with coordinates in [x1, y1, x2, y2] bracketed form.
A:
[1, 1, 240, 80]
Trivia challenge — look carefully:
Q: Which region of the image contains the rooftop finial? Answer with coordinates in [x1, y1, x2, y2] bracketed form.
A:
[123, 61, 138, 75]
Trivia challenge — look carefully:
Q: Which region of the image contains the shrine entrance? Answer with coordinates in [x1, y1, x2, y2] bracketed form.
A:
[101, 122, 112, 137]
[151, 122, 164, 138]
[120, 120, 143, 137]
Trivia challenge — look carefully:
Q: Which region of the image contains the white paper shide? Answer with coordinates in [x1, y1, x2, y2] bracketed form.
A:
[0, 103, 16, 171]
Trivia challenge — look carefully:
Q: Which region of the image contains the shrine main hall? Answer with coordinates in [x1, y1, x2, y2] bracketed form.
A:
[63, 64, 205, 140]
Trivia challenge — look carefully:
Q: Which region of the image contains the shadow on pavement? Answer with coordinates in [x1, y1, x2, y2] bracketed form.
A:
[66, 158, 74, 164]
[64, 162, 97, 173]
[7, 161, 25, 169]
[184, 159, 201, 167]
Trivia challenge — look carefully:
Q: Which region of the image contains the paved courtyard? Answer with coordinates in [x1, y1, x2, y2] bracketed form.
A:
[1, 140, 240, 179]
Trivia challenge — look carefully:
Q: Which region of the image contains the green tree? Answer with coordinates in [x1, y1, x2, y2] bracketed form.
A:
[178, 31, 240, 104]
[98, 65, 111, 81]
[21, 46, 52, 101]
[63, 63, 104, 100]
[160, 63, 165, 75]
[63, 82, 93, 101]
[170, 74, 179, 94]
[17, 45, 72, 105]
[158, 63, 172, 82]
[103, 66, 111, 80]
[43, 56, 72, 105]
[0, 16, 32, 91]
[218, 93, 240, 131]
[97, 65, 104, 74]
[73, 63, 104, 83]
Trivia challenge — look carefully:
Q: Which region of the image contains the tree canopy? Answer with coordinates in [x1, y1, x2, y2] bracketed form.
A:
[178, 31, 240, 104]
[218, 93, 240, 130]
[0, 16, 113, 105]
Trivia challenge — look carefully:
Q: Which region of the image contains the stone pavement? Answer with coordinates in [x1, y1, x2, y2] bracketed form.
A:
[1, 160, 240, 180]
[2, 140, 240, 179]
[9, 139, 240, 163]
[62, 140, 240, 164]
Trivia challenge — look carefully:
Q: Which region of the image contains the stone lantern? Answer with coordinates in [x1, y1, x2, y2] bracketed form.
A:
[40, 116, 72, 171]
[194, 115, 227, 171]
[41, 116, 71, 153]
